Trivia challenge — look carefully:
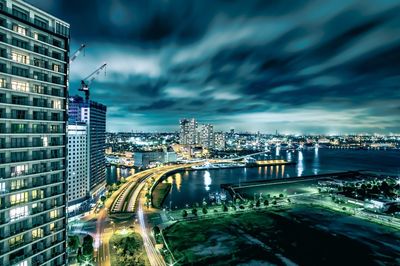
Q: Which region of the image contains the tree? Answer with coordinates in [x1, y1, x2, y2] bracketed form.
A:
[256, 200, 260, 208]
[264, 200, 269, 206]
[279, 193, 284, 198]
[202, 207, 208, 214]
[153, 226, 160, 236]
[272, 200, 277, 205]
[182, 210, 188, 218]
[82, 235, 94, 260]
[77, 247, 83, 263]
[192, 208, 198, 216]
[222, 204, 228, 212]
[239, 205, 245, 209]
[249, 202, 254, 208]
[67, 235, 80, 251]
[100, 196, 106, 202]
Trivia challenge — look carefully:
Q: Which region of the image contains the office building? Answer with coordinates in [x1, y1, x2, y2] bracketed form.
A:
[66, 124, 89, 208]
[179, 118, 197, 145]
[0, 0, 69, 265]
[134, 151, 164, 168]
[200, 124, 214, 149]
[214, 132, 226, 150]
[68, 95, 106, 198]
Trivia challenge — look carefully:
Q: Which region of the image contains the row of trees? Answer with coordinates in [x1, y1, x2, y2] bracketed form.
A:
[181, 198, 288, 218]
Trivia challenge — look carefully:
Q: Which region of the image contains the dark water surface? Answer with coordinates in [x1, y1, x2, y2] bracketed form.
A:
[162, 149, 400, 208]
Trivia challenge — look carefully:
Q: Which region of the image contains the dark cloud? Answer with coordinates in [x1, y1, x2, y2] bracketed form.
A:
[26, 0, 400, 133]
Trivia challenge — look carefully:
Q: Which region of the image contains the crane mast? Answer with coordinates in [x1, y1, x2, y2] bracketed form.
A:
[79, 63, 107, 102]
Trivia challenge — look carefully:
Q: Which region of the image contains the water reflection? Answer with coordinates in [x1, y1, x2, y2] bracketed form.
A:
[175, 173, 182, 192]
[297, 151, 304, 176]
[204, 171, 211, 191]
[313, 147, 320, 175]
[282, 165, 285, 178]
[276, 146, 281, 157]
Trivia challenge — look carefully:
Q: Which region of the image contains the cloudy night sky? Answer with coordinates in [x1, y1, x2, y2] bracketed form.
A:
[27, 0, 400, 134]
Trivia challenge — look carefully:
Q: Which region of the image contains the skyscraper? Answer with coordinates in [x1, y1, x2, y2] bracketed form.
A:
[68, 95, 107, 198]
[0, 0, 69, 265]
[200, 124, 214, 149]
[214, 132, 226, 150]
[66, 124, 89, 211]
[179, 118, 197, 145]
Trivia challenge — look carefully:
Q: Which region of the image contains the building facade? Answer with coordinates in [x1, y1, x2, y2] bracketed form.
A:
[200, 124, 214, 149]
[179, 118, 197, 145]
[214, 132, 226, 150]
[68, 95, 106, 197]
[0, 0, 69, 265]
[66, 124, 89, 206]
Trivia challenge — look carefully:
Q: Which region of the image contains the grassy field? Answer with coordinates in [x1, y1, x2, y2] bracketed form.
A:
[152, 182, 172, 208]
[163, 205, 400, 265]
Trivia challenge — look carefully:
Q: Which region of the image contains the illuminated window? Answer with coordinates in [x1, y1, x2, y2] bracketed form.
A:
[50, 209, 58, 219]
[52, 64, 60, 72]
[9, 205, 28, 221]
[11, 80, 29, 92]
[11, 164, 28, 177]
[42, 136, 48, 147]
[16, 261, 27, 266]
[49, 222, 55, 231]
[0, 78, 5, 88]
[10, 192, 28, 205]
[9, 234, 24, 247]
[32, 228, 43, 239]
[12, 52, 29, 64]
[11, 179, 25, 190]
[32, 84, 44, 94]
[52, 100, 61, 109]
[0, 182, 5, 192]
[12, 24, 26, 36]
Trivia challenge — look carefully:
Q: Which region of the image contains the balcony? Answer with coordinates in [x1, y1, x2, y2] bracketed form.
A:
[0, 128, 65, 134]
[0, 13, 67, 47]
[0, 66, 65, 87]
[0, 154, 65, 165]
[0, 32, 66, 61]
[0, 113, 64, 122]
[0, 82, 66, 98]
[0, 51, 66, 74]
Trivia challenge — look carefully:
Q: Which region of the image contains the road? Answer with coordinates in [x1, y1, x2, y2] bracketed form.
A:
[137, 196, 166, 266]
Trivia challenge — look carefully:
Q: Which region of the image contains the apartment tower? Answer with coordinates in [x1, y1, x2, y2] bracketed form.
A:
[0, 0, 69, 265]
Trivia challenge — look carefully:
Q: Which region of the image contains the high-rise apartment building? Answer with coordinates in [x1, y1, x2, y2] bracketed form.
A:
[66, 124, 89, 208]
[68, 95, 107, 198]
[214, 132, 226, 150]
[179, 118, 197, 145]
[0, 0, 69, 265]
[200, 124, 214, 149]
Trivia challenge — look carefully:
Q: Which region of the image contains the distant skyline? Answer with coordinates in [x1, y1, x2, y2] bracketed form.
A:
[27, 0, 400, 133]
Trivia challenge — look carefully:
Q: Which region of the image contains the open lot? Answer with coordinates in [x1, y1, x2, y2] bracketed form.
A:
[234, 178, 322, 199]
[163, 205, 400, 265]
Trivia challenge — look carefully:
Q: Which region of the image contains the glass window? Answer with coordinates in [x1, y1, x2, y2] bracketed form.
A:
[9, 234, 24, 247]
[32, 228, 43, 239]
[10, 192, 28, 205]
[11, 80, 29, 92]
[12, 24, 26, 36]
[9, 205, 28, 221]
[11, 51, 29, 64]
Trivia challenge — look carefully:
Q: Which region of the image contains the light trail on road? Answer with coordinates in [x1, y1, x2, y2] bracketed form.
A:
[138, 198, 166, 266]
